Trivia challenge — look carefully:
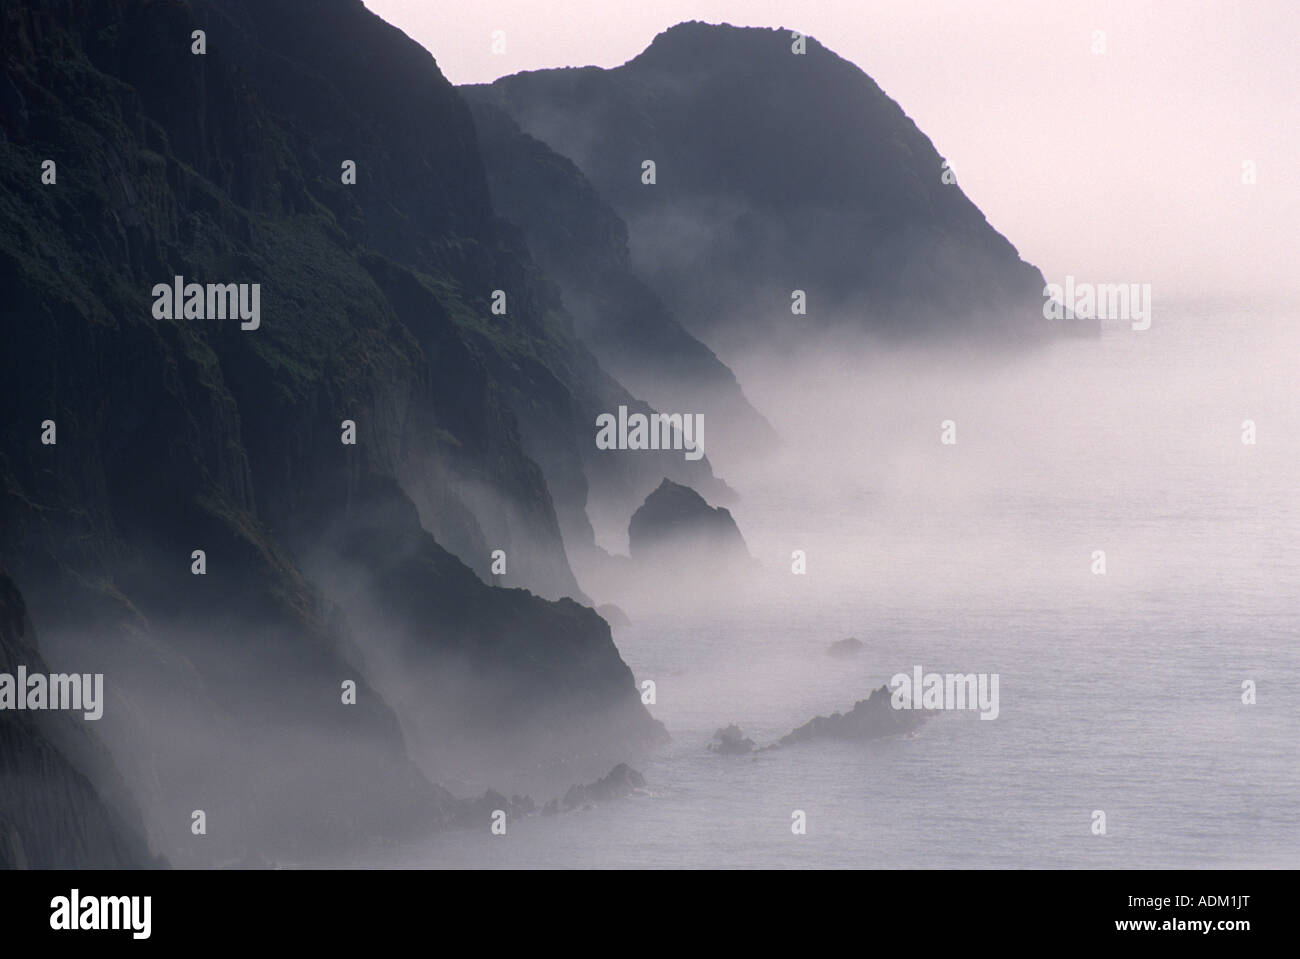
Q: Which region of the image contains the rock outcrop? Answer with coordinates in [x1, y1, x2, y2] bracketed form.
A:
[779, 685, 925, 746]
[559, 763, 648, 810]
[628, 479, 752, 566]
[708, 724, 757, 755]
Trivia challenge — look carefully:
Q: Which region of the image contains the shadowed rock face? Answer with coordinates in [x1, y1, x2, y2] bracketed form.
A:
[463, 98, 778, 465]
[779, 685, 925, 746]
[561, 763, 648, 810]
[470, 21, 1096, 354]
[0, 573, 156, 869]
[0, 0, 667, 863]
[706, 686, 924, 756]
[628, 479, 752, 565]
[708, 724, 757, 755]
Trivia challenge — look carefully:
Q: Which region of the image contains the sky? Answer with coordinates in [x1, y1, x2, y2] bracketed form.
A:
[365, 0, 1298, 301]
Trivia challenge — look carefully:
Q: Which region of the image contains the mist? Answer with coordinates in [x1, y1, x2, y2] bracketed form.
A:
[5, 0, 1295, 875]
[587, 300, 1300, 617]
[422, 299, 1299, 868]
[370, 0, 1299, 300]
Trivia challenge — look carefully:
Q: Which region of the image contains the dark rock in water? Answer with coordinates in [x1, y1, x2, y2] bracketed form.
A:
[561, 763, 647, 809]
[779, 685, 924, 746]
[827, 637, 865, 657]
[708, 724, 756, 755]
[628, 479, 752, 565]
[597, 603, 632, 628]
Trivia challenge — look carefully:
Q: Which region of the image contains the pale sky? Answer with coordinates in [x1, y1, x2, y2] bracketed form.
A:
[365, 0, 1298, 301]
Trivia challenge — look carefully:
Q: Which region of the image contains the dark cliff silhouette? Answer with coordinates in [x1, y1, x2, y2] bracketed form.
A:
[468, 21, 1095, 355]
[0, 0, 667, 865]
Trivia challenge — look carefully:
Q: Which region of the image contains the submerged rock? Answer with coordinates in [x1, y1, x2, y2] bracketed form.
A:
[827, 637, 865, 658]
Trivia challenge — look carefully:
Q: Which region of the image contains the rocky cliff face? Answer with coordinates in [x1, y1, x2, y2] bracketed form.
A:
[470, 21, 1092, 354]
[628, 478, 752, 565]
[0, 572, 156, 868]
[0, 0, 665, 864]
[463, 98, 777, 465]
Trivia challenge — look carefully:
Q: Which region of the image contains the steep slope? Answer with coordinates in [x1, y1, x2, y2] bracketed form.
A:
[211, 0, 733, 565]
[0, 572, 157, 868]
[463, 98, 777, 465]
[471, 21, 1092, 354]
[628, 478, 751, 565]
[0, 0, 666, 862]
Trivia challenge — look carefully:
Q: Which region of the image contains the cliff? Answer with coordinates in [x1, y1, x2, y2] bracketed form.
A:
[0, 0, 666, 863]
[470, 21, 1095, 353]
[0, 572, 157, 868]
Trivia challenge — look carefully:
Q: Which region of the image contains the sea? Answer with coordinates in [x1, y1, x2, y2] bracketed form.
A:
[354, 301, 1299, 868]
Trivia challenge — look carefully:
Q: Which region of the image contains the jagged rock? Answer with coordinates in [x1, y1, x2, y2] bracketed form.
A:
[779, 684, 925, 746]
[628, 479, 752, 565]
[561, 763, 648, 810]
[708, 724, 756, 755]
